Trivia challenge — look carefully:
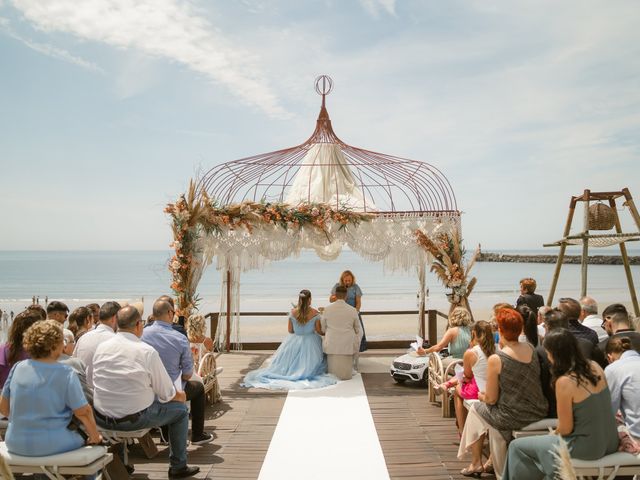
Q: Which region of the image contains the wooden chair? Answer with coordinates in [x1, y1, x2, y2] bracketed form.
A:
[0, 443, 113, 480]
[198, 352, 223, 405]
[427, 352, 443, 404]
[442, 359, 463, 418]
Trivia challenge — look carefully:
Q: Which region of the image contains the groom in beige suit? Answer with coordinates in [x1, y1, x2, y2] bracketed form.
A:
[320, 285, 361, 380]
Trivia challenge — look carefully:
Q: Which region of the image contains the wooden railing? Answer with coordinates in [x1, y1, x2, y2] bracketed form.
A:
[205, 309, 449, 351]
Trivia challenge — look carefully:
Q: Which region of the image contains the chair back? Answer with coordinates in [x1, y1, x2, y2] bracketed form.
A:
[198, 352, 217, 378]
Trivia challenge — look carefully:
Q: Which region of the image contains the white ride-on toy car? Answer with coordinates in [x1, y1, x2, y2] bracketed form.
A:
[389, 335, 434, 385]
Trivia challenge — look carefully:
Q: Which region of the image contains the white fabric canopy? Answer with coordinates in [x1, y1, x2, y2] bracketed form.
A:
[285, 143, 375, 211]
[195, 212, 460, 350]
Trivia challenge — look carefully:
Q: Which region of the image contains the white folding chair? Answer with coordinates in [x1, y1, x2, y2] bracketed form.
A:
[0, 442, 112, 480]
[572, 451, 640, 479]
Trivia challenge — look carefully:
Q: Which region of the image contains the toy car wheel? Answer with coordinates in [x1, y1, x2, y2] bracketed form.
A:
[421, 369, 429, 385]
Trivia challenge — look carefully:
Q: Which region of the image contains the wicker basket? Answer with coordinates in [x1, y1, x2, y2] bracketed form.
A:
[588, 203, 616, 230]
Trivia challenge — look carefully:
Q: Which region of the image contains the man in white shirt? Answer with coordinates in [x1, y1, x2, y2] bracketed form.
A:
[92, 306, 199, 479]
[75, 301, 119, 389]
[320, 286, 361, 380]
[579, 296, 608, 342]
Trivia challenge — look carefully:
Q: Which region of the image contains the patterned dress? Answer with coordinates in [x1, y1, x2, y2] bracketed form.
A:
[476, 346, 548, 441]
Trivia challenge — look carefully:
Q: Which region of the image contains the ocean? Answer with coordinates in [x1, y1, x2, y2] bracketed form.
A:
[1, 249, 638, 341]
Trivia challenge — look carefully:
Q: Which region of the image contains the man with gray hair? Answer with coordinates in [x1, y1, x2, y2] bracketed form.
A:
[579, 296, 608, 342]
[142, 297, 213, 445]
[92, 306, 199, 478]
[536, 305, 552, 339]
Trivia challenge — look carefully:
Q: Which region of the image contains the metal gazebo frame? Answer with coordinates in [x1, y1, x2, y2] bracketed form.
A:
[194, 76, 461, 350]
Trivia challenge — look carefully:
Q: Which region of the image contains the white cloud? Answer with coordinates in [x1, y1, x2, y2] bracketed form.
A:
[10, 0, 288, 117]
[359, 0, 396, 18]
[0, 17, 103, 72]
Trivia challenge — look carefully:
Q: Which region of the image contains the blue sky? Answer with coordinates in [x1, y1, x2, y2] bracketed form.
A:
[1, 0, 639, 251]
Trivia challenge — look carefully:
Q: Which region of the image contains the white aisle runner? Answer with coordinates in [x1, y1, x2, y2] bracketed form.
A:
[258, 374, 390, 480]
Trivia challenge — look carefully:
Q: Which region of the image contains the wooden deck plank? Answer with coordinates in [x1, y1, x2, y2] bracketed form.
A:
[121, 351, 495, 480]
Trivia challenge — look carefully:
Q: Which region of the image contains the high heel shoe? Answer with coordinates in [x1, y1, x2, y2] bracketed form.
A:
[460, 466, 483, 478]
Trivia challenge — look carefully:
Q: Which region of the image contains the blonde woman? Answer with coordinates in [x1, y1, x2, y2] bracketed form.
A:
[243, 290, 338, 390]
[186, 314, 214, 369]
[330, 270, 367, 351]
[425, 307, 473, 365]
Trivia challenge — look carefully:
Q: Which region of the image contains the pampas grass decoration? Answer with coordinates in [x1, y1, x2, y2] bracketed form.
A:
[552, 435, 577, 480]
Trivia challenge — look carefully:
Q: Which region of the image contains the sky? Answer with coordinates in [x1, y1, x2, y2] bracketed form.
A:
[1, 0, 639, 251]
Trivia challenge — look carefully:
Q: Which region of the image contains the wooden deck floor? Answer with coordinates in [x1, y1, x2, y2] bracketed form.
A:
[126, 351, 496, 480]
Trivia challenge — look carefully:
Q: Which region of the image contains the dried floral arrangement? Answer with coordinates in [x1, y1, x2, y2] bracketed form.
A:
[165, 181, 373, 315]
[551, 435, 577, 480]
[415, 229, 479, 314]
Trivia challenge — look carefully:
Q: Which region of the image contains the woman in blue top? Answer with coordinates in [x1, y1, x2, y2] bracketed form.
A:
[0, 320, 102, 456]
[243, 290, 338, 390]
[330, 270, 367, 352]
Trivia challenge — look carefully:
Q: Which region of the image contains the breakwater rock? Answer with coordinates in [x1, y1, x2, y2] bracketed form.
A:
[478, 252, 640, 265]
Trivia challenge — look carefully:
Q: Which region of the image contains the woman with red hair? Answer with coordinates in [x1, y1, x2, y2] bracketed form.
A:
[457, 308, 548, 478]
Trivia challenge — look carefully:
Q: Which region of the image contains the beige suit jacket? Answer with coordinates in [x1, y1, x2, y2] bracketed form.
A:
[320, 300, 361, 355]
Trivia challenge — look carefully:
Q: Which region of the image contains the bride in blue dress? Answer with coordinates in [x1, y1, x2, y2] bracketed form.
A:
[242, 290, 338, 390]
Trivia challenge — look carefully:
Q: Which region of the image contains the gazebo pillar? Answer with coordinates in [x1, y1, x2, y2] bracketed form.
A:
[225, 269, 231, 352]
[417, 263, 427, 339]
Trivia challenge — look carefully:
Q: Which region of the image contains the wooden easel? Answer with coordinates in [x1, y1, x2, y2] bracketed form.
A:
[545, 187, 640, 316]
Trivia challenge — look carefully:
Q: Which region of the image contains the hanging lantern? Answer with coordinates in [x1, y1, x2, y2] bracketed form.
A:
[588, 202, 616, 230]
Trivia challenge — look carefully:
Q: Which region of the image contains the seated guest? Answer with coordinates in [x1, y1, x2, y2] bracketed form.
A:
[186, 314, 214, 368]
[490, 303, 512, 344]
[502, 329, 618, 479]
[557, 297, 598, 345]
[68, 306, 92, 340]
[0, 310, 41, 388]
[424, 307, 473, 366]
[579, 296, 608, 341]
[515, 278, 544, 315]
[605, 336, 640, 441]
[516, 304, 538, 346]
[147, 295, 189, 338]
[46, 300, 74, 355]
[599, 309, 640, 355]
[75, 301, 119, 389]
[458, 308, 547, 478]
[86, 302, 100, 326]
[449, 321, 495, 436]
[142, 299, 214, 445]
[538, 308, 608, 417]
[0, 320, 102, 456]
[25, 304, 47, 320]
[58, 332, 93, 405]
[92, 306, 199, 479]
[536, 305, 551, 340]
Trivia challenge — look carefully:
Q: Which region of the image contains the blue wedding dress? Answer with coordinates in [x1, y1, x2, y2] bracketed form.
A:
[242, 314, 338, 390]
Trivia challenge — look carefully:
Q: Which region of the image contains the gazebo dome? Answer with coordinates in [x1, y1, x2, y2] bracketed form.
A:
[198, 76, 457, 215]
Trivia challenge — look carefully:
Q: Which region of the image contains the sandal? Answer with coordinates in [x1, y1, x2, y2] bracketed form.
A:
[461, 466, 483, 478]
[483, 462, 494, 474]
